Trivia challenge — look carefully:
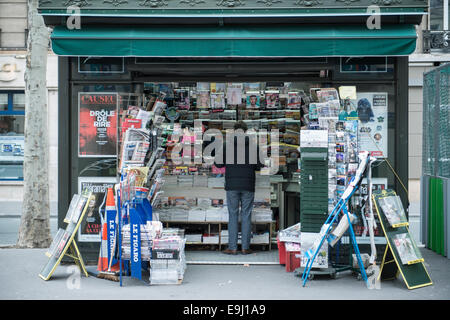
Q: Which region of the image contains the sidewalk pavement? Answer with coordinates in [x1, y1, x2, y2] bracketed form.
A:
[1, 247, 449, 300]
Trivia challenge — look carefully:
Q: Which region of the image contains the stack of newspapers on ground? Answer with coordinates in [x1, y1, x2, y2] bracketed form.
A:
[150, 233, 186, 285]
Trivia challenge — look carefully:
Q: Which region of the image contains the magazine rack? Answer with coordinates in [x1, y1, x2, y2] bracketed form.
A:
[373, 189, 433, 289]
[39, 191, 94, 281]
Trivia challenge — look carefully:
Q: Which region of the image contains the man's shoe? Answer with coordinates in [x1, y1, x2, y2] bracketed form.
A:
[241, 249, 253, 255]
[223, 248, 237, 255]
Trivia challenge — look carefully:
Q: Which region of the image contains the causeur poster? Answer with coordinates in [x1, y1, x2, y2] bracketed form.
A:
[78, 92, 118, 157]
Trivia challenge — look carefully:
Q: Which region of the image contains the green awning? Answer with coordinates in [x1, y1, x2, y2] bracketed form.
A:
[51, 24, 417, 57]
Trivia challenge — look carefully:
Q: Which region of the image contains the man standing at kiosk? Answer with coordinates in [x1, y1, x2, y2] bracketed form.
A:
[215, 121, 263, 255]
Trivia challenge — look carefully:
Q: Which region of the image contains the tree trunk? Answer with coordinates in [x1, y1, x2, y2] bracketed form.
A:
[17, 0, 52, 248]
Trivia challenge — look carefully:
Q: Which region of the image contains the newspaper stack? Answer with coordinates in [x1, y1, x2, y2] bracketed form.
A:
[121, 221, 163, 261]
[193, 175, 208, 187]
[208, 177, 224, 188]
[178, 175, 193, 187]
[170, 208, 189, 221]
[202, 234, 220, 244]
[251, 232, 270, 244]
[150, 236, 186, 284]
[164, 175, 178, 186]
[251, 208, 273, 222]
[188, 208, 206, 222]
[205, 207, 222, 222]
[185, 234, 202, 243]
[220, 230, 229, 244]
[161, 228, 185, 239]
[278, 222, 301, 243]
[156, 208, 171, 222]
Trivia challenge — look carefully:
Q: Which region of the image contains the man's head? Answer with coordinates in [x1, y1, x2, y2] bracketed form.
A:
[234, 121, 248, 132]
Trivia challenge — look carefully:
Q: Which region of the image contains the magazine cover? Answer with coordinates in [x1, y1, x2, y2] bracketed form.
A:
[309, 88, 321, 102]
[157, 83, 173, 98]
[308, 103, 318, 120]
[287, 92, 301, 109]
[317, 88, 340, 103]
[54, 230, 70, 259]
[379, 195, 408, 227]
[46, 228, 66, 258]
[226, 86, 242, 105]
[63, 194, 81, 223]
[70, 194, 88, 224]
[77, 177, 117, 242]
[265, 91, 280, 109]
[210, 83, 226, 93]
[78, 92, 118, 157]
[174, 88, 190, 110]
[197, 82, 210, 91]
[393, 233, 423, 265]
[210, 92, 225, 112]
[196, 90, 210, 108]
[244, 83, 260, 91]
[246, 91, 260, 109]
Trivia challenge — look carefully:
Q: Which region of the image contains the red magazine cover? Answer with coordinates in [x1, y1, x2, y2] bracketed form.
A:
[79, 93, 118, 157]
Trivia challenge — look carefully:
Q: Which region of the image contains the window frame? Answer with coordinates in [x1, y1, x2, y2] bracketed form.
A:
[0, 91, 26, 116]
[429, 0, 449, 30]
[0, 90, 25, 181]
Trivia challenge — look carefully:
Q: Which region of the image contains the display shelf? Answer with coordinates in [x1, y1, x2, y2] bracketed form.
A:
[162, 220, 274, 250]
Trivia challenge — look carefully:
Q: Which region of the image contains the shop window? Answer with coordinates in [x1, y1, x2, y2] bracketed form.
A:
[0, 91, 25, 180]
[430, 0, 448, 30]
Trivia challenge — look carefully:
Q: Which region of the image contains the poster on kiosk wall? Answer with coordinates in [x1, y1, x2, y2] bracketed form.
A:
[356, 92, 388, 158]
[77, 177, 117, 242]
[78, 92, 118, 157]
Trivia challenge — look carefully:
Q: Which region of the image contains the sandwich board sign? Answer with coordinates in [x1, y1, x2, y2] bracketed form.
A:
[373, 189, 433, 289]
[39, 190, 94, 281]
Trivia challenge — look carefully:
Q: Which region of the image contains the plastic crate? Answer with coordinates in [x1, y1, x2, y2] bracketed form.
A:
[277, 237, 286, 265]
[285, 251, 301, 272]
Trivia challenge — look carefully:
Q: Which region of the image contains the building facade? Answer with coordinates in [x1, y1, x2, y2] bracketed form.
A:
[0, 0, 58, 217]
[408, 3, 450, 244]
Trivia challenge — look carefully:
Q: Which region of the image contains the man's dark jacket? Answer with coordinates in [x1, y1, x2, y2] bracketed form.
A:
[214, 135, 262, 193]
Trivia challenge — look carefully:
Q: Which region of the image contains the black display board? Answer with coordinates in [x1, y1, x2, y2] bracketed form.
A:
[373, 189, 433, 289]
